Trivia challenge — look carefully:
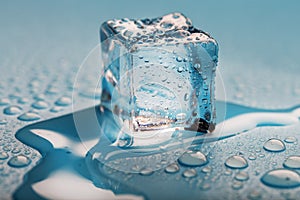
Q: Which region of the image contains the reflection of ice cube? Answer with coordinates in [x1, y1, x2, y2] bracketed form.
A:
[100, 12, 218, 139]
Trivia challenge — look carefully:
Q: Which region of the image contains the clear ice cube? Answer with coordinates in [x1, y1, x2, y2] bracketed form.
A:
[100, 12, 218, 144]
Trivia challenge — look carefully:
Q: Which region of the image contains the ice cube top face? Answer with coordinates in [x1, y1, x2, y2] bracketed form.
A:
[100, 12, 218, 137]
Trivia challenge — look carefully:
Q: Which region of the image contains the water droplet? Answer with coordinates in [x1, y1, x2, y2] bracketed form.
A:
[55, 96, 72, 106]
[182, 168, 197, 178]
[283, 155, 300, 169]
[248, 153, 257, 160]
[3, 106, 22, 115]
[178, 150, 208, 167]
[0, 98, 10, 106]
[8, 155, 31, 168]
[194, 63, 201, 70]
[50, 106, 63, 113]
[160, 22, 173, 29]
[263, 138, 286, 152]
[177, 66, 183, 73]
[184, 93, 189, 101]
[284, 136, 297, 143]
[0, 119, 7, 125]
[247, 190, 262, 200]
[225, 155, 248, 169]
[261, 169, 300, 188]
[201, 166, 212, 173]
[0, 152, 9, 160]
[176, 113, 186, 122]
[17, 97, 29, 104]
[31, 101, 49, 109]
[232, 180, 243, 190]
[235, 171, 249, 181]
[176, 56, 183, 62]
[17, 112, 41, 121]
[139, 167, 154, 176]
[165, 163, 180, 173]
[200, 183, 211, 190]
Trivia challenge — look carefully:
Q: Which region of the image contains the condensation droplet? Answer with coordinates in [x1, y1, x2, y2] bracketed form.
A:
[225, 155, 248, 169]
[55, 96, 72, 106]
[165, 163, 180, 174]
[263, 138, 286, 152]
[18, 112, 41, 121]
[235, 171, 249, 181]
[284, 136, 297, 144]
[139, 167, 154, 176]
[182, 168, 197, 178]
[0, 152, 9, 160]
[261, 169, 300, 188]
[3, 106, 22, 115]
[31, 101, 49, 110]
[283, 155, 300, 169]
[8, 155, 31, 168]
[178, 150, 208, 167]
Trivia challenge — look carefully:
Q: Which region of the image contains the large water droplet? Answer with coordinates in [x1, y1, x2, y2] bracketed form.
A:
[225, 155, 248, 169]
[165, 163, 180, 173]
[261, 169, 300, 188]
[284, 136, 297, 144]
[8, 155, 31, 168]
[283, 155, 300, 169]
[0, 152, 9, 160]
[182, 168, 197, 178]
[55, 96, 72, 106]
[3, 106, 22, 115]
[18, 112, 41, 121]
[178, 150, 208, 167]
[263, 138, 286, 152]
[31, 101, 49, 109]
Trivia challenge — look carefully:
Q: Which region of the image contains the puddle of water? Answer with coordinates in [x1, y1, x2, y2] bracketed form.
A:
[13, 101, 300, 199]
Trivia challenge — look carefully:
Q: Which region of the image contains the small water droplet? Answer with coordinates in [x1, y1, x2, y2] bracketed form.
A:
[284, 136, 297, 143]
[225, 155, 248, 169]
[201, 166, 212, 173]
[3, 106, 22, 115]
[261, 169, 300, 188]
[17, 97, 29, 104]
[165, 163, 180, 174]
[178, 150, 208, 167]
[232, 180, 243, 190]
[31, 101, 49, 109]
[235, 171, 249, 181]
[50, 106, 63, 113]
[0, 152, 9, 160]
[283, 155, 300, 169]
[248, 154, 257, 160]
[247, 190, 262, 200]
[55, 96, 72, 106]
[263, 138, 286, 152]
[200, 183, 211, 190]
[8, 155, 31, 168]
[0, 119, 7, 125]
[176, 56, 183, 62]
[182, 168, 197, 178]
[139, 167, 154, 176]
[177, 66, 183, 73]
[18, 112, 41, 121]
[0, 98, 10, 106]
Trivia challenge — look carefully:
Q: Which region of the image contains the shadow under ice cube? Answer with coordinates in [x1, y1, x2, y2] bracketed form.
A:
[100, 12, 218, 140]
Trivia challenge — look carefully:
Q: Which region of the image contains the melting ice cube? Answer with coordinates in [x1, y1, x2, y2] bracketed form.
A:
[100, 12, 218, 140]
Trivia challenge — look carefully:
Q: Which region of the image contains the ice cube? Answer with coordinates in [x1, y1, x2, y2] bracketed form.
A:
[100, 12, 218, 140]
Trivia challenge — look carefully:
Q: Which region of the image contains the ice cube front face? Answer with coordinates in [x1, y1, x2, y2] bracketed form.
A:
[100, 13, 218, 139]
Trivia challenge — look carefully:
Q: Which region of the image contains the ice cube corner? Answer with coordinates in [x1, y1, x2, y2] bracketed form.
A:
[100, 12, 218, 134]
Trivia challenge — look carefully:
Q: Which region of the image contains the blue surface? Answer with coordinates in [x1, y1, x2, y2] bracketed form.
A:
[0, 1, 300, 199]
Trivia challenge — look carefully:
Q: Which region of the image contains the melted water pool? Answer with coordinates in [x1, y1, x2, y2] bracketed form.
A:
[12, 101, 300, 199]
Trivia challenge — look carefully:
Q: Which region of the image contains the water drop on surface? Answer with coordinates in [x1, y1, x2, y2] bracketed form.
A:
[50, 106, 63, 113]
[55, 96, 72, 106]
[284, 136, 297, 143]
[8, 155, 31, 168]
[261, 169, 300, 188]
[3, 106, 22, 115]
[31, 101, 49, 109]
[201, 166, 212, 173]
[139, 167, 154, 176]
[0, 98, 10, 106]
[235, 171, 249, 181]
[18, 112, 41, 122]
[263, 138, 286, 152]
[0, 119, 7, 125]
[182, 168, 197, 178]
[225, 155, 248, 169]
[178, 150, 208, 167]
[0, 152, 9, 160]
[232, 180, 243, 190]
[177, 66, 183, 73]
[283, 155, 300, 169]
[165, 163, 180, 174]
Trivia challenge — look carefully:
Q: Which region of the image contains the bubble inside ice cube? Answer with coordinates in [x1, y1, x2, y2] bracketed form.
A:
[100, 12, 218, 147]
